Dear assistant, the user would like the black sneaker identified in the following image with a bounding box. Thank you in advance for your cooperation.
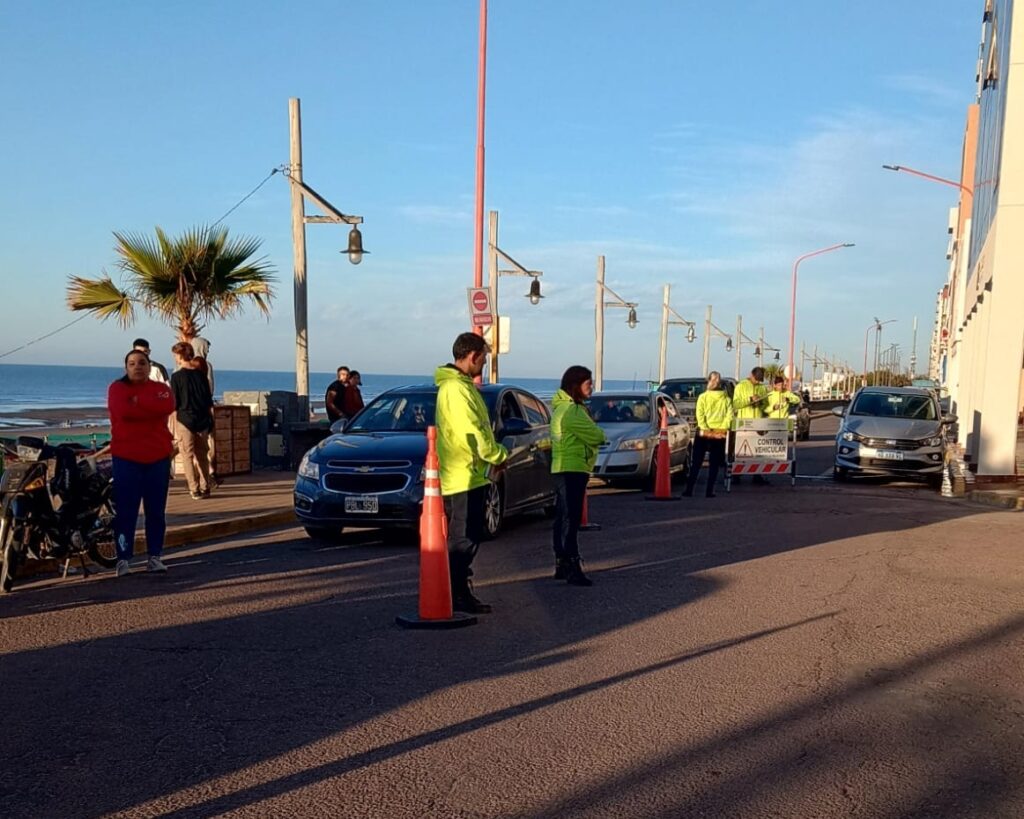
[565,559,593,587]
[453,584,492,614]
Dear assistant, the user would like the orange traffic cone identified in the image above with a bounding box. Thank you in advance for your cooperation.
[579,489,601,531]
[647,406,679,501]
[396,426,477,629]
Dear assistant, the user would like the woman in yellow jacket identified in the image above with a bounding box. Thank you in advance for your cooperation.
[683,371,734,498]
[550,365,606,586]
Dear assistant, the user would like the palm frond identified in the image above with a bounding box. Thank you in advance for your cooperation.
[65,275,136,327]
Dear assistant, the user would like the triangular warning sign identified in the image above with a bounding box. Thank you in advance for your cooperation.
[737,438,754,457]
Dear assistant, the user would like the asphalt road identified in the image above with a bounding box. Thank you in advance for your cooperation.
[2,414,1022,818]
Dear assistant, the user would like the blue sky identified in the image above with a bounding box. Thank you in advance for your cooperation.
[0,1,980,381]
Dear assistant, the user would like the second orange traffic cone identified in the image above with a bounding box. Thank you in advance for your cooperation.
[647,406,678,501]
[396,426,477,629]
[579,489,601,531]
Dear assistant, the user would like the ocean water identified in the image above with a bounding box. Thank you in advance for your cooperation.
[0,363,643,420]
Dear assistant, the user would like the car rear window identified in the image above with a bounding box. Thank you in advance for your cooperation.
[586,397,651,423]
[850,393,937,421]
[659,380,706,401]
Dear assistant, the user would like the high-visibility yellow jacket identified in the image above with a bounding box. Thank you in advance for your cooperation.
[551,390,606,473]
[733,379,769,419]
[766,389,801,419]
[696,389,734,432]
[434,365,508,496]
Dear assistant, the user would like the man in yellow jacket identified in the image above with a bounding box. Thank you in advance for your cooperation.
[733,366,769,419]
[435,332,508,614]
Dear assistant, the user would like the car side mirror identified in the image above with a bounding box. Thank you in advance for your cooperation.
[831,406,845,417]
[501,417,531,436]
[941,413,958,425]
[330,418,348,434]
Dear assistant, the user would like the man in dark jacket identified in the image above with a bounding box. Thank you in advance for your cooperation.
[170,342,214,500]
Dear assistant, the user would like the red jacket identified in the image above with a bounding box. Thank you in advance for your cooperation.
[107,378,176,464]
[342,385,364,418]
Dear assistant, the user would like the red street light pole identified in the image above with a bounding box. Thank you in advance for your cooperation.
[787,243,854,388]
[881,164,974,197]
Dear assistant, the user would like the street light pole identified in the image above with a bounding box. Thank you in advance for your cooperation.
[658,284,696,383]
[486,210,544,384]
[881,164,974,197]
[594,256,638,391]
[787,242,854,388]
[702,305,712,377]
[287,98,366,419]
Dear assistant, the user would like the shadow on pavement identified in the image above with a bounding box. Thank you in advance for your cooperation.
[0,481,1001,817]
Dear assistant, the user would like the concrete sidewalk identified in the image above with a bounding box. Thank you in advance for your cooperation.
[155,470,297,548]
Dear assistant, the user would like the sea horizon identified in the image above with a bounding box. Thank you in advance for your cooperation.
[0,362,646,425]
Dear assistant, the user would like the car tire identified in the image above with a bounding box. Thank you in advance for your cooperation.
[833,465,849,482]
[484,480,504,539]
[304,525,345,542]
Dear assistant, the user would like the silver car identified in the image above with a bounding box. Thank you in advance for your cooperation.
[832,387,955,487]
[587,391,692,486]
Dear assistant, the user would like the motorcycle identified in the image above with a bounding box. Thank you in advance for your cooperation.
[0,436,118,593]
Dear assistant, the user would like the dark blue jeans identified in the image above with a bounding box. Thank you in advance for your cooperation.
[112,456,171,560]
[553,472,588,561]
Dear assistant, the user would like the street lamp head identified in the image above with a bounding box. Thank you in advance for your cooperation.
[725,337,733,352]
[526,277,543,305]
[841,242,855,248]
[774,350,781,361]
[686,325,696,343]
[754,345,761,356]
[627,306,638,329]
[882,164,901,172]
[344,225,367,265]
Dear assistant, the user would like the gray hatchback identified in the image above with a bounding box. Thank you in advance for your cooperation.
[832,387,956,487]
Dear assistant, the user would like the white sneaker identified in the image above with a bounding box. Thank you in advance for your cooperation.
[147,556,168,573]
[115,560,132,577]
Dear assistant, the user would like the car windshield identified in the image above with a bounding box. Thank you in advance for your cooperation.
[659,380,705,401]
[345,392,436,432]
[586,396,651,423]
[850,392,937,421]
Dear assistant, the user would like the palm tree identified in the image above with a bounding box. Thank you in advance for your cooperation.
[763,363,786,382]
[66,225,276,341]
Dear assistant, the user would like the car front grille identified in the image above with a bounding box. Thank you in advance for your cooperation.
[323,473,409,494]
[862,438,926,450]
[325,459,412,469]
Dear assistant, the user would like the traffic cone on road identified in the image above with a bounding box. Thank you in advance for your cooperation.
[647,406,678,501]
[579,489,601,531]
[396,427,477,629]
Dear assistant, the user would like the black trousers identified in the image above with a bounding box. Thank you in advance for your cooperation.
[553,472,588,561]
[444,485,489,591]
[685,435,726,496]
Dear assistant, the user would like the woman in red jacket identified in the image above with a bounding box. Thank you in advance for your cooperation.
[108,349,176,577]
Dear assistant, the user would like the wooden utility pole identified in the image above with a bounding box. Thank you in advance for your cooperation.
[702,305,712,377]
[289,98,309,418]
[658,284,670,384]
[595,256,605,391]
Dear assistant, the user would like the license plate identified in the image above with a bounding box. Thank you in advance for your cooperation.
[344,495,379,513]
[875,450,904,461]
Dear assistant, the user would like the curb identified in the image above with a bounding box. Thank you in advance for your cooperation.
[15,508,297,581]
[967,490,1024,511]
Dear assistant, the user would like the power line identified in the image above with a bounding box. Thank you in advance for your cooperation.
[0,314,90,360]
[2,168,284,360]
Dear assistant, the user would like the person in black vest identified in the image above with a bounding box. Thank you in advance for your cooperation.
[325,366,350,423]
[170,342,214,500]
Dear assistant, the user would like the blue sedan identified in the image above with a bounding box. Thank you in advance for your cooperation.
[294,383,556,541]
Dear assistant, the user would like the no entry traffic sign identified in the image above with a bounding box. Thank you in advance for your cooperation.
[468,287,493,327]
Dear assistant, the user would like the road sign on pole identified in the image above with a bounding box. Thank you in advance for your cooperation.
[468,287,493,327]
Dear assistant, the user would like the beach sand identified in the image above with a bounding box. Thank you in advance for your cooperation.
[0,407,110,437]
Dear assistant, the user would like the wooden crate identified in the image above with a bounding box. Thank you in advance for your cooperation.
[173,405,252,477]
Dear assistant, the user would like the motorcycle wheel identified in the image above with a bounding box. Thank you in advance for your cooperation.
[86,499,118,569]
[0,511,18,593]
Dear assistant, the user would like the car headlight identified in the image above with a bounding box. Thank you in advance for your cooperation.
[617,438,648,451]
[840,430,865,443]
[922,436,943,447]
[297,452,320,480]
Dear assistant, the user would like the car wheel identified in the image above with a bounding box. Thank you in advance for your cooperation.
[484,480,504,539]
[304,525,345,542]
[833,465,849,482]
